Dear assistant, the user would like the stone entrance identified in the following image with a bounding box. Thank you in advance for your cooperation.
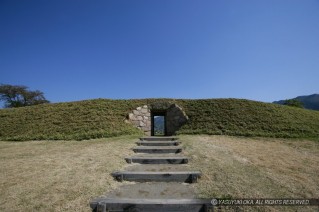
[127,102,188,136]
[151,111,166,136]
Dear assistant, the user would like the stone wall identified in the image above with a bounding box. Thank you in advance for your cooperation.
[127,105,151,135]
[166,104,188,136]
[127,103,188,136]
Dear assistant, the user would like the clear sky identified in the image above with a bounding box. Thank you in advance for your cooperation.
[1,0,318,104]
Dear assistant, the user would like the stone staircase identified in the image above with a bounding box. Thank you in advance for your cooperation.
[90,137,213,212]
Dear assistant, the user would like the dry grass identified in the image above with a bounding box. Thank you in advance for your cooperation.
[1,135,318,211]
[0,136,137,211]
[181,135,319,211]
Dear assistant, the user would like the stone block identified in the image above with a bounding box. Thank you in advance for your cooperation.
[142,126,150,131]
[139,121,146,127]
[131,116,137,121]
[141,108,148,113]
[132,120,140,125]
[129,114,138,121]
[129,103,188,136]
[128,113,134,119]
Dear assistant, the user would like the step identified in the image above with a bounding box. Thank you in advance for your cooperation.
[90,198,213,212]
[125,164,192,172]
[132,146,182,154]
[136,141,181,146]
[99,182,197,199]
[125,155,189,164]
[140,137,179,141]
[112,171,201,183]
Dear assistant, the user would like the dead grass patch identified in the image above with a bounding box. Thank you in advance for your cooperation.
[181,135,319,211]
[1,135,318,211]
[0,136,137,211]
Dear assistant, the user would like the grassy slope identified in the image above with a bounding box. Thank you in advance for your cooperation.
[177,99,319,138]
[0,98,319,141]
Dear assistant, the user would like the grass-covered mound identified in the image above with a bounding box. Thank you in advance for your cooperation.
[178,99,319,138]
[0,98,318,141]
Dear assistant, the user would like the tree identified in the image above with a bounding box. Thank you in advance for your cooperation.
[283,99,304,108]
[0,84,49,108]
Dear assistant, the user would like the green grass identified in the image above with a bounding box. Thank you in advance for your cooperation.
[0,98,319,141]
[177,99,319,139]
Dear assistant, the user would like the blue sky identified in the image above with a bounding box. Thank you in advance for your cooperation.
[1,0,318,104]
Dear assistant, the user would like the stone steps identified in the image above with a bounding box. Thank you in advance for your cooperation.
[90,182,212,211]
[97,182,196,199]
[125,155,189,164]
[112,164,201,183]
[136,140,181,146]
[132,146,182,154]
[112,171,201,183]
[90,198,212,212]
[125,164,192,172]
[140,137,179,141]
[90,136,209,211]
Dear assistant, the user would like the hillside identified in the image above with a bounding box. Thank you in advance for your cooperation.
[273,94,319,111]
[0,98,319,141]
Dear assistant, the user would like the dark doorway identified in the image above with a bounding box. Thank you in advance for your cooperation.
[151,112,166,136]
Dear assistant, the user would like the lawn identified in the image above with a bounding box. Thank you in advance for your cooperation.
[0,136,136,212]
[182,135,319,211]
[0,135,318,211]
